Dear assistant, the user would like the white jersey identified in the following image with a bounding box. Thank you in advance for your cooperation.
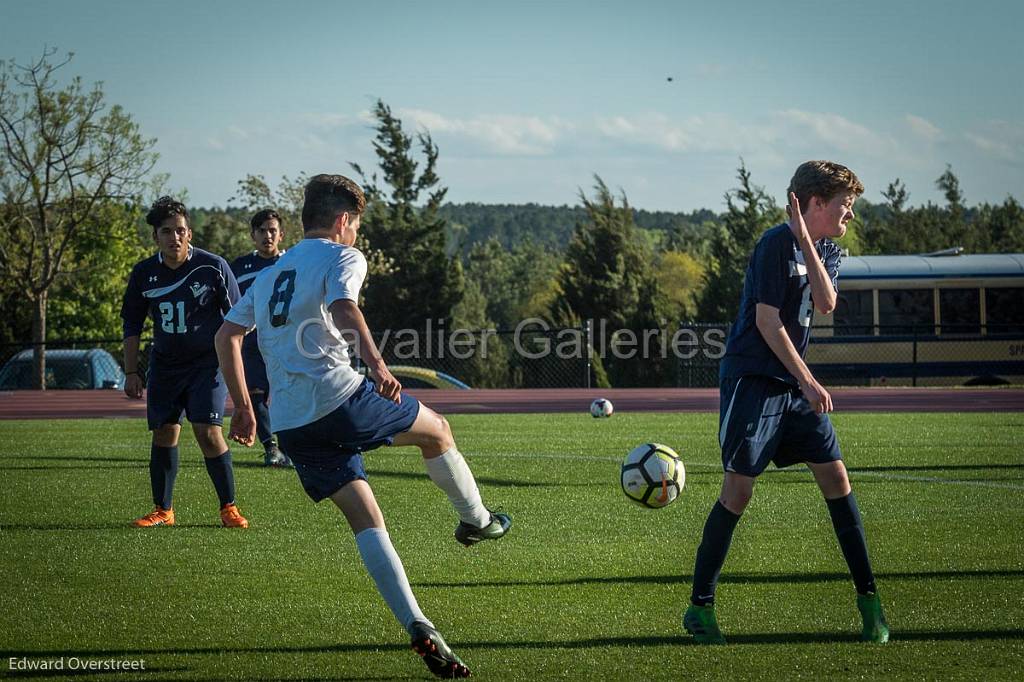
[225,238,367,431]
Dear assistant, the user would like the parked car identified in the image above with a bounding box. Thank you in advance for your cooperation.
[0,349,125,390]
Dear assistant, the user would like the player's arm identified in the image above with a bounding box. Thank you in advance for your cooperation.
[214,321,256,446]
[755,303,833,413]
[329,299,402,404]
[120,267,146,399]
[122,335,143,399]
[788,192,837,315]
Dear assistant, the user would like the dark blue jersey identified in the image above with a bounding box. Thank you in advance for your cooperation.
[121,245,240,368]
[720,224,842,385]
[230,251,282,358]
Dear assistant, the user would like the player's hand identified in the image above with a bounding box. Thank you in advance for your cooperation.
[124,373,144,399]
[228,405,257,447]
[788,192,810,240]
[370,363,402,404]
[799,377,833,414]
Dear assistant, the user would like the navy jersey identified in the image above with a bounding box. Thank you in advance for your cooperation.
[720,224,842,385]
[230,251,282,358]
[121,245,240,368]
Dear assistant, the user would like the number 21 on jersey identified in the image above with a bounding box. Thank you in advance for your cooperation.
[158,301,187,334]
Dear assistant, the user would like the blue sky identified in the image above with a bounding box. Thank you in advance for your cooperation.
[2,0,1022,211]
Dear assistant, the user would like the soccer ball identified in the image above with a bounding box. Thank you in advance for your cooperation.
[620,443,685,508]
[590,398,614,418]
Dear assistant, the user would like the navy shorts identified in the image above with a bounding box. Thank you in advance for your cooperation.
[276,379,421,502]
[146,363,228,430]
[718,374,841,477]
[241,347,269,394]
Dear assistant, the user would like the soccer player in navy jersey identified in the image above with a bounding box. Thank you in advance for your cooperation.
[230,209,291,468]
[215,174,509,678]
[683,161,889,644]
[121,196,248,529]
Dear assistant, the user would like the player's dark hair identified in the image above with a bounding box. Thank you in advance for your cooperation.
[788,161,864,212]
[250,209,282,232]
[301,174,366,232]
[145,196,190,229]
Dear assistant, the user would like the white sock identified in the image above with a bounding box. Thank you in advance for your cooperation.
[424,446,491,528]
[354,527,430,633]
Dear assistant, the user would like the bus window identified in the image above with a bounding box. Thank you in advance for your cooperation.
[939,288,981,334]
[833,290,874,336]
[985,287,1024,334]
[878,289,934,335]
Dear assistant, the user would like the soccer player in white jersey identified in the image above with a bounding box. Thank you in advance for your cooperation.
[215,173,509,679]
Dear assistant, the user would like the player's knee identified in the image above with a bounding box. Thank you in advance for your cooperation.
[417,411,454,454]
[152,425,179,447]
[720,477,754,514]
[721,488,752,514]
[437,414,454,443]
[194,427,226,453]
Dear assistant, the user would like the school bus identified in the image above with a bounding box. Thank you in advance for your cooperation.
[807,253,1024,386]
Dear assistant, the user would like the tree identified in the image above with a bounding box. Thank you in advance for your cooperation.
[349,100,463,331]
[656,250,705,321]
[232,172,394,277]
[557,176,666,386]
[696,161,784,322]
[45,201,149,339]
[0,49,157,388]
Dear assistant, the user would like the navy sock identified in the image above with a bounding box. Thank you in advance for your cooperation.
[203,450,236,507]
[149,444,179,509]
[252,395,273,447]
[826,493,877,595]
[690,501,742,606]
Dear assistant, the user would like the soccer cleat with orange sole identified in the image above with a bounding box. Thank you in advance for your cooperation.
[220,503,249,528]
[133,506,175,528]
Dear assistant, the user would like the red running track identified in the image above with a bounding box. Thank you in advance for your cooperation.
[0,387,1022,420]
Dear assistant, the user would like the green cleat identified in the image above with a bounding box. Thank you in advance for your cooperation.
[857,592,890,643]
[454,510,511,547]
[683,603,726,645]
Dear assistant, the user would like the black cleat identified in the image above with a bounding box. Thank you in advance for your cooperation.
[409,621,471,678]
[454,511,512,547]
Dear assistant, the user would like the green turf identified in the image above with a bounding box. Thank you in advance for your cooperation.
[1,412,1022,680]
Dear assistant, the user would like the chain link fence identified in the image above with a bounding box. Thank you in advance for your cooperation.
[4,323,1023,390]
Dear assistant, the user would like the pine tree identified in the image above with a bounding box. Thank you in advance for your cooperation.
[696,161,784,322]
[350,100,463,331]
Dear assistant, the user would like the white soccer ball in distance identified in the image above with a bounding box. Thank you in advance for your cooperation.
[590,398,614,418]
[620,443,685,509]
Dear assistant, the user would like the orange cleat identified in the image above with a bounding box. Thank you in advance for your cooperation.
[133,506,175,527]
[220,503,249,529]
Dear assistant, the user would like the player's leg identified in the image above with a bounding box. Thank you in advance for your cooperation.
[684,472,752,644]
[391,403,510,545]
[134,370,184,527]
[329,480,470,678]
[808,460,888,642]
[187,367,247,528]
[786,396,888,643]
[244,352,290,467]
[686,376,785,643]
[251,390,288,466]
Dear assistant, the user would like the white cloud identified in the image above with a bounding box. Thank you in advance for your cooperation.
[776,109,891,156]
[593,113,771,154]
[965,120,1024,163]
[396,108,570,156]
[905,114,942,142]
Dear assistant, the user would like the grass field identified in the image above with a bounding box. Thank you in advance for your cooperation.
[1,412,1023,681]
